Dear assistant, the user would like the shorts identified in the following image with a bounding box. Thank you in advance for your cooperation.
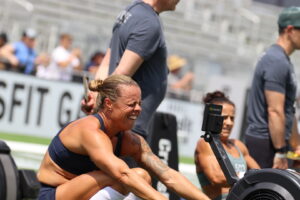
[245,135,275,168]
[37,183,56,200]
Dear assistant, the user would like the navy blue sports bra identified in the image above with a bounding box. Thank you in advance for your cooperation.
[48,114,123,175]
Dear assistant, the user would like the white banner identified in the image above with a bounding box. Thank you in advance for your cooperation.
[0,71,85,138]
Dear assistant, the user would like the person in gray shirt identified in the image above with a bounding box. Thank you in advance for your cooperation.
[82,0,181,139]
[245,7,300,169]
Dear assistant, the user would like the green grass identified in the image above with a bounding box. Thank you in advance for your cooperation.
[179,156,194,164]
[0,132,51,145]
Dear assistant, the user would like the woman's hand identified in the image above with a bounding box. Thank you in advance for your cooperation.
[81,91,97,115]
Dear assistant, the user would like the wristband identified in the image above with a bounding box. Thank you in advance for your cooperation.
[274,152,287,159]
[274,146,288,153]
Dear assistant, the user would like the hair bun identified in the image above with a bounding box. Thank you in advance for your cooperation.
[203,90,226,103]
[89,80,104,91]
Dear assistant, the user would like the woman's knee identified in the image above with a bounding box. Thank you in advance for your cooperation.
[132,168,151,185]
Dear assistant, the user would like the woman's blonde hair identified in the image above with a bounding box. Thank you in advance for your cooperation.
[89,74,139,111]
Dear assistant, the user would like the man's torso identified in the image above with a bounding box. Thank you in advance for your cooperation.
[246,44,297,140]
[108,0,168,136]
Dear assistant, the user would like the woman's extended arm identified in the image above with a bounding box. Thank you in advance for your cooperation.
[132,134,210,200]
[83,128,167,200]
[195,139,228,186]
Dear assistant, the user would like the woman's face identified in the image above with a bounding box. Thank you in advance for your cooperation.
[110,85,142,130]
[220,103,235,141]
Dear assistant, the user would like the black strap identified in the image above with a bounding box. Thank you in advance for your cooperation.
[114,132,124,157]
[93,113,107,133]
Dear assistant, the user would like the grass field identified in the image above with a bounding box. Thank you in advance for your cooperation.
[0,132,51,145]
[0,132,195,164]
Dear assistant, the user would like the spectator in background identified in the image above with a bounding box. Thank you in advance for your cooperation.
[0,32,8,70]
[167,55,195,91]
[82,0,182,139]
[0,32,8,48]
[85,51,105,76]
[195,91,260,200]
[245,7,300,169]
[0,28,37,74]
[47,33,81,81]
[35,52,51,79]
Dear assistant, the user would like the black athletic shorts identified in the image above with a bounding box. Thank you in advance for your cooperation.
[37,183,56,200]
[245,134,290,168]
[245,135,275,168]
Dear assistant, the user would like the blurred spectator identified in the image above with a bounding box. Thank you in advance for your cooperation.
[35,53,51,79]
[47,33,81,81]
[0,28,37,74]
[195,91,260,200]
[85,51,104,76]
[167,55,195,91]
[0,32,8,48]
[0,32,8,70]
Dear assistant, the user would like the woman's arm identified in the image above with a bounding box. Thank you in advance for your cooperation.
[82,128,167,200]
[0,44,19,66]
[195,139,228,186]
[235,140,260,169]
[131,134,210,200]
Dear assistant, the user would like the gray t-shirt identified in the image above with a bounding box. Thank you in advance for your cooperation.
[109,0,168,137]
[246,44,297,140]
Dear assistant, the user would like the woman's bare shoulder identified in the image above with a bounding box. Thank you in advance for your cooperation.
[71,115,101,130]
